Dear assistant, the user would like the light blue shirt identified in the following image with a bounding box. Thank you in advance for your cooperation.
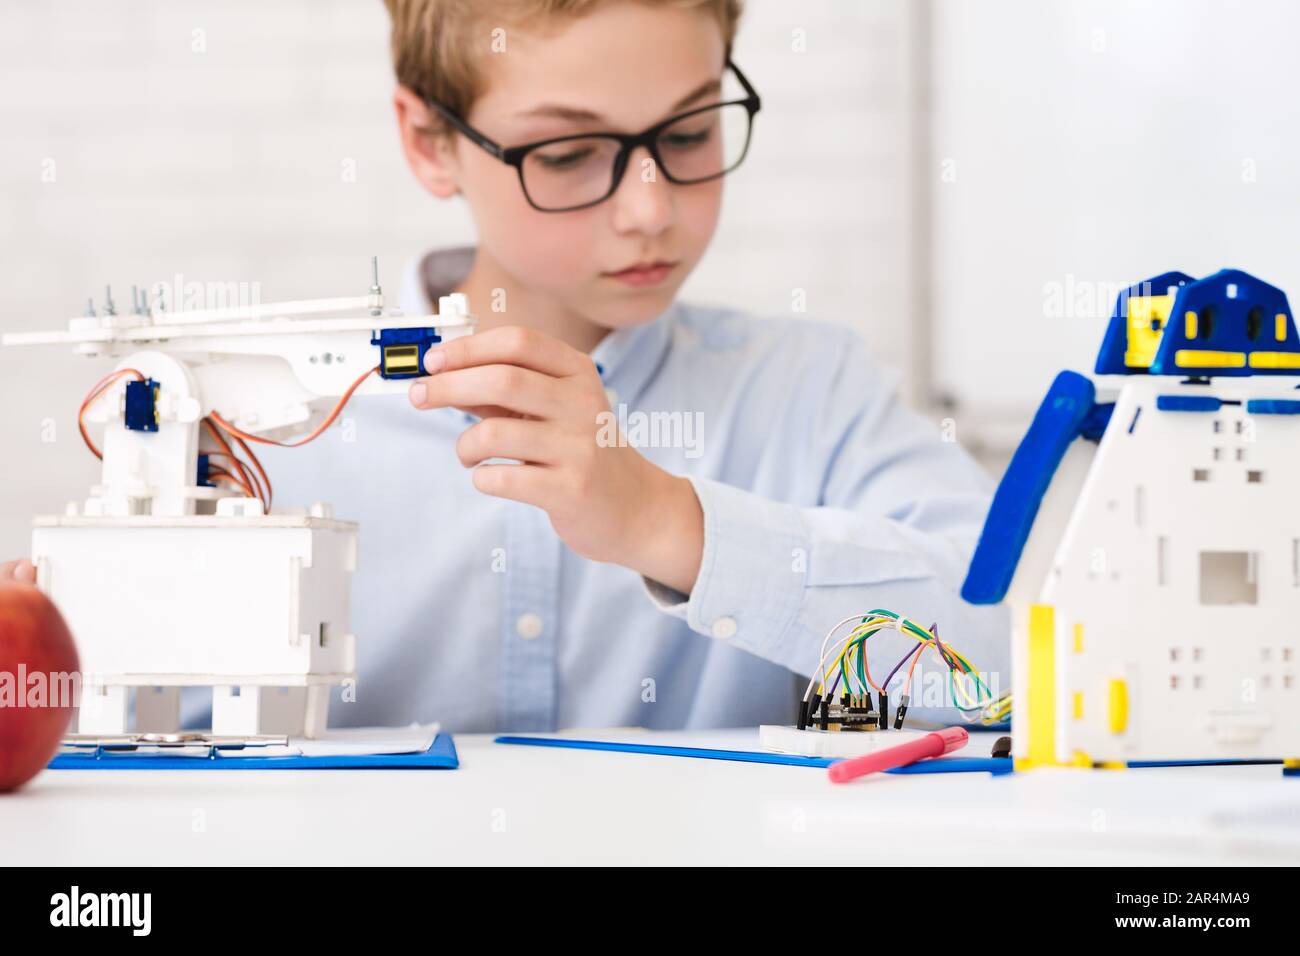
[183,248,1009,733]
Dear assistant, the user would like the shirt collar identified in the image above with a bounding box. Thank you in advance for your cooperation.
[588,307,675,408]
[402,246,676,408]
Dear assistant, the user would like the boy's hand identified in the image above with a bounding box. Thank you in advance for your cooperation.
[407,326,703,595]
[1,559,37,584]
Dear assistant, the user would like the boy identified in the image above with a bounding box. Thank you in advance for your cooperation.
[5,0,1008,732]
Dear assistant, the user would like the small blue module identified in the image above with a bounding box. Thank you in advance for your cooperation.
[123,378,160,432]
[371,327,441,379]
[1155,394,1222,413]
[1247,398,1300,415]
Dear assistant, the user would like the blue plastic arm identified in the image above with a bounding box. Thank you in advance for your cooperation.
[961,370,1101,605]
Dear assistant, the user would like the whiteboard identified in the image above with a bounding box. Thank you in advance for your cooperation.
[931,0,1300,417]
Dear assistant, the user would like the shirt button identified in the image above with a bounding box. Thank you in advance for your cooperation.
[710,616,738,640]
[515,613,544,640]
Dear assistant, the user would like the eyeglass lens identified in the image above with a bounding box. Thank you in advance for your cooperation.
[519,101,752,211]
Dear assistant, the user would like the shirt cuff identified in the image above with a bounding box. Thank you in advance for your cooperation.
[639,475,810,658]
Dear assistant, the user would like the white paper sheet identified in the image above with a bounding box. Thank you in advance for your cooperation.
[214,722,440,758]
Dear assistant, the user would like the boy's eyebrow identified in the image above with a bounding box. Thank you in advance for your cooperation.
[515,77,723,124]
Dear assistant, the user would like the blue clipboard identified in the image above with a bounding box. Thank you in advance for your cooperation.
[48,732,459,770]
[493,735,1013,775]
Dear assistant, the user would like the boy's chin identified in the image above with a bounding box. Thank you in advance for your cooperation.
[583,281,681,330]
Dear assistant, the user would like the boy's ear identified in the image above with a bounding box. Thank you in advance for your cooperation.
[393,85,460,199]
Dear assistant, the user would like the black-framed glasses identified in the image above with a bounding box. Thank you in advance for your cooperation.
[423,60,761,212]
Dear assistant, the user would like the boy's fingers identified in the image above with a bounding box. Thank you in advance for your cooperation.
[425,325,595,379]
[453,404,521,421]
[456,417,559,468]
[408,365,566,418]
[2,559,36,583]
[470,462,558,509]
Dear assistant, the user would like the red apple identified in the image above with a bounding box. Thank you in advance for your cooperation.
[0,580,80,792]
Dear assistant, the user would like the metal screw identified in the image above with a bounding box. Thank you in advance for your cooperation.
[369,255,382,316]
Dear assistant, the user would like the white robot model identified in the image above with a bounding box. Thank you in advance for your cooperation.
[963,268,1300,768]
[2,261,474,740]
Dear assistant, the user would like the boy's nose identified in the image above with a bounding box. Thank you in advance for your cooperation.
[608,145,674,236]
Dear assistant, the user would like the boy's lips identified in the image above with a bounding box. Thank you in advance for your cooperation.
[602,260,677,288]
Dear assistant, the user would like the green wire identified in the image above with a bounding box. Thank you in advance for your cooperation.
[839,610,999,711]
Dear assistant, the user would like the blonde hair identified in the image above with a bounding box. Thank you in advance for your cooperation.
[382,0,744,130]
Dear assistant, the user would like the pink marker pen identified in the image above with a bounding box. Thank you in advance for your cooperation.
[827,726,970,783]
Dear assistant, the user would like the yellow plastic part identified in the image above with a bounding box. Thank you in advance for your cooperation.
[382,344,420,375]
[1248,351,1300,369]
[1277,313,1289,343]
[1285,759,1300,769]
[1107,678,1128,734]
[1072,691,1083,720]
[1123,294,1174,369]
[1184,309,1198,339]
[1174,349,1246,368]
[1070,751,1124,770]
[1073,622,1084,654]
[1021,603,1058,769]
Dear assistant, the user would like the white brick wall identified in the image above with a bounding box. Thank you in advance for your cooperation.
[0,0,926,556]
[931,0,1300,460]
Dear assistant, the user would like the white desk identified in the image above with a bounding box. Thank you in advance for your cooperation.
[5,730,1300,865]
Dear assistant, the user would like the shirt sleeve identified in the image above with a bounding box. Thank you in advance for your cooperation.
[639,328,1010,715]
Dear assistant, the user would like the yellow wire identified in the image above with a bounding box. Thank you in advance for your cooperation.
[817,612,1002,715]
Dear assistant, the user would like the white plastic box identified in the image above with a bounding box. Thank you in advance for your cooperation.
[33,509,357,738]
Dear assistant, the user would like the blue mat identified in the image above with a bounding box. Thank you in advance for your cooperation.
[48,732,458,770]
[494,735,1013,775]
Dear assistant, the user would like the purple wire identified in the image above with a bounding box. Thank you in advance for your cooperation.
[830,621,954,704]
[931,631,963,672]
[881,622,950,697]
[881,642,924,694]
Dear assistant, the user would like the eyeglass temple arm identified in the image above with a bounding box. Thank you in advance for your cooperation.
[424,98,506,159]
[726,58,761,109]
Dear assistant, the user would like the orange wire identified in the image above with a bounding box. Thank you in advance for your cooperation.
[208,364,378,448]
[200,450,256,499]
[231,434,273,509]
[203,465,249,493]
[78,370,267,508]
[78,368,146,459]
[201,419,264,509]
[81,363,376,514]
[904,643,926,695]
[903,635,956,697]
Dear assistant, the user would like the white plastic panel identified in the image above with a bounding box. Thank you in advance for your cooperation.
[32,519,356,685]
[1037,376,1300,761]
